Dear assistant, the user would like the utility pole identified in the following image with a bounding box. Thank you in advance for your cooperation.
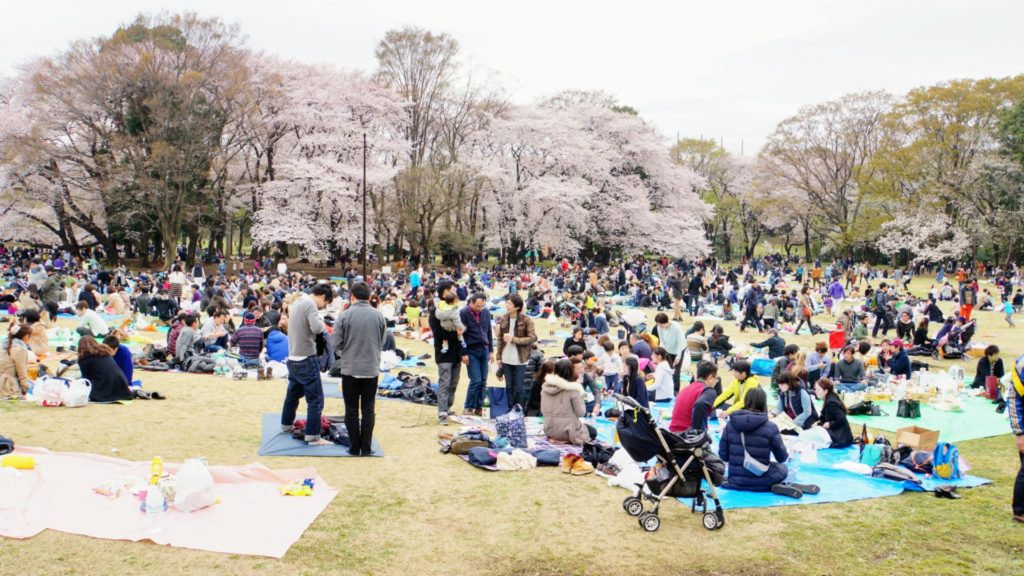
[362,132,368,279]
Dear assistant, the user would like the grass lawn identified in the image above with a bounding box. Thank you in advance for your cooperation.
[1,277,1022,575]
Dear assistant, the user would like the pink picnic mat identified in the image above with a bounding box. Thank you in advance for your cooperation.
[0,446,338,558]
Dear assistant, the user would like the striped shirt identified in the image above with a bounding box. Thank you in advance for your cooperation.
[231,325,264,359]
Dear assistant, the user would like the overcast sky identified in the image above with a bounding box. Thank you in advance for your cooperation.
[2,0,1021,153]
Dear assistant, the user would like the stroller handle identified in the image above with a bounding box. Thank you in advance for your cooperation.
[613,393,649,414]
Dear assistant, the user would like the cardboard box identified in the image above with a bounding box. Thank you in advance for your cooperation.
[896,426,940,451]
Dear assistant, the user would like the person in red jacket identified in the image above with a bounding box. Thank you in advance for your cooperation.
[669,361,719,433]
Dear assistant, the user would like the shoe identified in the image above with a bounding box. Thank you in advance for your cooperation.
[561,454,577,474]
[934,485,961,499]
[996,401,1006,414]
[439,414,449,426]
[771,484,803,499]
[788,482,820,495]
[570,457,594,476]
[1013,514,1024,523]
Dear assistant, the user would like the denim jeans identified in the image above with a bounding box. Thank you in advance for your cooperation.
[463,347,489,410]
[501,363,526,410]
[342,374,377,454]
[240,355,261,368]
[836,382,867,393]
[281,356,324,441]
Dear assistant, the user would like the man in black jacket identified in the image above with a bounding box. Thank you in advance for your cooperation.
[430,281,463,425]
[752,329,787,359]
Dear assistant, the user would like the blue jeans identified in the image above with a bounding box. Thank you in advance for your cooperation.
[240,355,261,368]
[463,347,489,410]
[502,363,526,409]
[836,382,867,393]
[281,356,324,441]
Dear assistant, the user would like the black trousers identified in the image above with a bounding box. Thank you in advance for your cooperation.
[342,375,378,454]
[740,308,762,332]
[872,312,892,338]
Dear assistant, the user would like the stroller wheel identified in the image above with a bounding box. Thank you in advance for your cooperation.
[623,496,644,517]
[702,511,722,531]
[639,512,661,532]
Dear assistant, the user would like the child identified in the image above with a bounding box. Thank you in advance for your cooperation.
[404,298,421,328]
[601,340,623,393]
[1004,298,1016,328]
[433,292,464,354]
[823,294,834,317]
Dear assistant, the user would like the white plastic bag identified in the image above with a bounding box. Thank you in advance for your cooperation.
[797,426,832,449]
[173,458,216,513]
[379,350,400,372]
[61,379,92,408]
[30,377,67,407]
[265,361,288,379]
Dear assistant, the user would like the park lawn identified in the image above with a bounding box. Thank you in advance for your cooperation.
[1,277,1022,576]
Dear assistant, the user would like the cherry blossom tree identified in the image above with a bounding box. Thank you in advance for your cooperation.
[248,61,407,260]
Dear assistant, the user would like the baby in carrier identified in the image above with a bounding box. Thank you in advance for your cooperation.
[434,291,466,354]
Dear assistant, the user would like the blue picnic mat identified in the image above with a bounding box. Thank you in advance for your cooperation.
[258,413,383,457]
[592,416,991,510]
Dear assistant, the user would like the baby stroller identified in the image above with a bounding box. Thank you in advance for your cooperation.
[614,394,725,532]
[933,320,976,360]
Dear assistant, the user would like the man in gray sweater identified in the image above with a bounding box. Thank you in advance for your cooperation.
[332,281,388,456]
[280,283,335,445]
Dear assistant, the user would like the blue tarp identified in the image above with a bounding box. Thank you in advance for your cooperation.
[257,413,384,457]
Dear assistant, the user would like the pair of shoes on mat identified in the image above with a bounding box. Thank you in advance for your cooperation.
[560,454,593,476]
[934,485,961,499]
[771,482,820,499]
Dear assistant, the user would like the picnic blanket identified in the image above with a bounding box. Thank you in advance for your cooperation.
[257,414,384,457]
[0,446,337,558]
[847,396,1011,443]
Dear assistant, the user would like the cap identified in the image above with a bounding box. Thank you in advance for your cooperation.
[891,338,904,348]
[243,312,256,323]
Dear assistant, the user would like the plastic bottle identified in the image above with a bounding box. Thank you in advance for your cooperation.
[145,456,165,533]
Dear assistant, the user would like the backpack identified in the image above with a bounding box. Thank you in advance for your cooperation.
[932,442,962,480]
[900,450,933,474]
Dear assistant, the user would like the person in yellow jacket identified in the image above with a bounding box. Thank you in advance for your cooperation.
[713,359,761,417]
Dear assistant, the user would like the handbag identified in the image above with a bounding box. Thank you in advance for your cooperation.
[495,405,528,448]
[740,432,769,477]
[847,400,874,416]
[896,399,921,419]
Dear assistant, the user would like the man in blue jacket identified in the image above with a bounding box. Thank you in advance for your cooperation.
[461,293,493,416]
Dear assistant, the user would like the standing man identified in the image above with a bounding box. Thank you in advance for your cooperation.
[430,281,462,425]
[739,278,763,333]
[280,283,334,446]
[959,278,977,321]
[332,281,388,456]
[872,282,892,338]
[655,313,685,394]
[496,293,537,411]
[460,293,493,416]
[687,271,704,317]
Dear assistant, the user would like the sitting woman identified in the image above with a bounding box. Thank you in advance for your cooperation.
[686,323,708,362]
[76,336,134,403]
[105,287,130,315]
[718,387,815,498]
[541,358,597,445]
[621,355,650,409]
[771,372,818,430]
[706,325,733,367]
[814,378,854,448]
[526,359,556,416]
[913,318,932,348]
[0,326,35,399]
[895,312,915,341]
[19,309,49,356]
[713,359,760,417]
[102,333,134,387]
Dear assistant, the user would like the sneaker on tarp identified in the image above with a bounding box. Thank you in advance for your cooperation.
[771,484,803,499]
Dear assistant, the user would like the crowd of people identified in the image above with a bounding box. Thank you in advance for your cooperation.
[0,244,1021,520]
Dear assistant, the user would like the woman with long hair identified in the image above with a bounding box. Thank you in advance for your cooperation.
[621,355,649,408]
[814,378,853,448]
[0,325,35,398]
[77,336,133,403]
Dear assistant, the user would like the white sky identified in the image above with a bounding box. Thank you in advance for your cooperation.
[2,0,1022,154]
